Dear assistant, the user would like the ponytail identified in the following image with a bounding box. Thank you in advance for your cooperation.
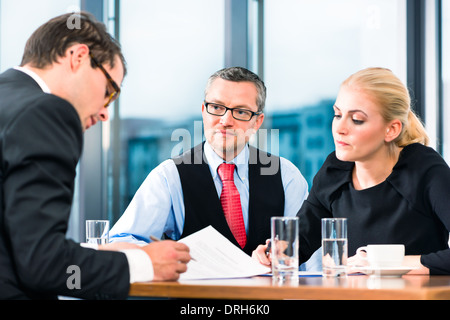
[397,110,429,147]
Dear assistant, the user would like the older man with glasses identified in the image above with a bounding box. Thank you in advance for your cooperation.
[110,67,314,263]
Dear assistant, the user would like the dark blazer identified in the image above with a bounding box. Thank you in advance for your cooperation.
[297,143,450,274]
[0,69,129,299]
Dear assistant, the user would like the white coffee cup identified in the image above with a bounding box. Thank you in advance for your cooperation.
[356,244,405,268]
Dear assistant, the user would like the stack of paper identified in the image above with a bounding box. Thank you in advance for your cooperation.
[178,226,271,280]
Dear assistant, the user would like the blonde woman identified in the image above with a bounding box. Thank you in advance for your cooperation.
[253,67,450,275]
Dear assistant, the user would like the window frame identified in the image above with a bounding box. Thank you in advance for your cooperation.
[76,0,447,235]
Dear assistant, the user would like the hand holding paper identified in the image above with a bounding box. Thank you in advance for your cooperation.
[178,226,271,280]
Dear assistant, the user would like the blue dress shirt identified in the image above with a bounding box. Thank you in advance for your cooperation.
[110,141,323,270]
[110,141,309,244]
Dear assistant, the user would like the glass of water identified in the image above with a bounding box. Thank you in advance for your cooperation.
[86,220,109,245]
[321,218,347,277]
[271,217,299,282]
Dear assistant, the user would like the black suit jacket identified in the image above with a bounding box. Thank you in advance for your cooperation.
[0,69,129,299]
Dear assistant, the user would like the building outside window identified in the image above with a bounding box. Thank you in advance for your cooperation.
[1,0,445,235]
[112,0,225,218]
[443,0,450,161]
[261,0,406,187]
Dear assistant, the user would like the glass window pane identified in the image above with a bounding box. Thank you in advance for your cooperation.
[115,0,224,216]
[443,0,450,161]
[0,1,81,71]
[0,1,81,240]
[264,0,406,187]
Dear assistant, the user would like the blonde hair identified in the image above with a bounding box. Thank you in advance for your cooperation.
[341,67,429,151]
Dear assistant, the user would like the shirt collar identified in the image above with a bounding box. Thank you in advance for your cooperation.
[14,66,51,93]
[204,141,249,181]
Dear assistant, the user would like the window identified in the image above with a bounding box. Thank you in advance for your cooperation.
[109,0,225,221]
[443,0,450,161]
[0,0,81,239]
[0,0,80,71]
[263,0,407,187]
[3,1,445,239]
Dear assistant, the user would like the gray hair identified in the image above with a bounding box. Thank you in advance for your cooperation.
[204,67,266,112]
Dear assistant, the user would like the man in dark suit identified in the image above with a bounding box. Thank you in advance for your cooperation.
[0,12,190,300]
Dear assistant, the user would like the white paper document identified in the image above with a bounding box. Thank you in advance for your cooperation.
[178,226,271,280]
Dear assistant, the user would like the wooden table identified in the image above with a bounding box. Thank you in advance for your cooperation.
[129,275,450,300]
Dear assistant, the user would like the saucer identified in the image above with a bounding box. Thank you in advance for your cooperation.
[357,266,419,277]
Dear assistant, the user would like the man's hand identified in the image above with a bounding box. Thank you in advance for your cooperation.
[140,240,191,281]
[98,240,191,281]
[251,239,272,266]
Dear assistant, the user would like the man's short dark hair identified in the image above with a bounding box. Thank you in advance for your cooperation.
[21,11,126,75]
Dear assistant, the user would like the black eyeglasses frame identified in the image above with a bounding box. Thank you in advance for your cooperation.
[204,101,262,121]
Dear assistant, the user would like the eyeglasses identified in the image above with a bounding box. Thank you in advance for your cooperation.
[204,101,262,121]
[89,53,121,108]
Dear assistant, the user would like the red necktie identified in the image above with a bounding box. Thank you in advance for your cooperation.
[218,163,247,248]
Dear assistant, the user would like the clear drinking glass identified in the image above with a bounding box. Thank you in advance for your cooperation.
[271,217,299,282]
[321,218,347,277]
[86,220,109,245]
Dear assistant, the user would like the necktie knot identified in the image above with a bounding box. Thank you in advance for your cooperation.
[218,163,235,182]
